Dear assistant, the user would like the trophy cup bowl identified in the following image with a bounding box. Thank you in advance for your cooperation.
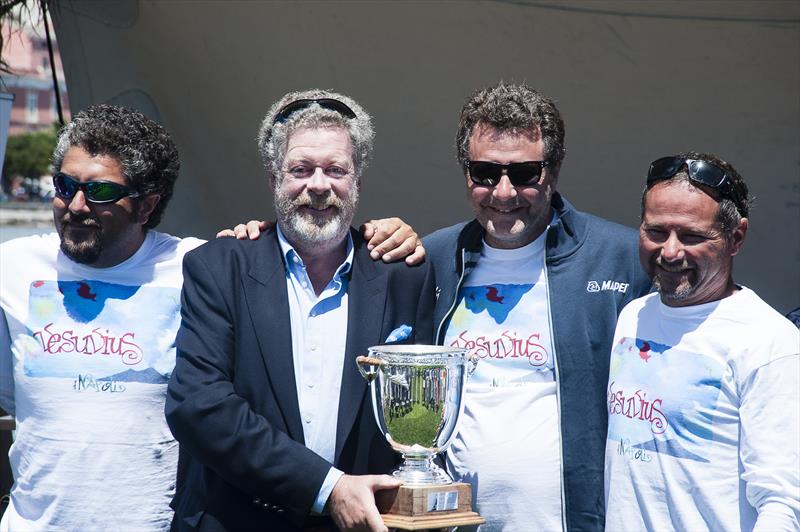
[357,345,484,529]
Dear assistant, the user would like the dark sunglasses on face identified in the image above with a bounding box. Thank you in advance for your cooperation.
[467,160,551,187]
[646,156,743,211]
[53,172,141,204]
[273,98,357,124]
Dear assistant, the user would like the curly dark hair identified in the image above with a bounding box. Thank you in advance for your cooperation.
[52,104,179,229]
[456,82,566,176]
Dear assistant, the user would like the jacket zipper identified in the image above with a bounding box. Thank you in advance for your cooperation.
[543,246,568,532]
[435,248,468,344]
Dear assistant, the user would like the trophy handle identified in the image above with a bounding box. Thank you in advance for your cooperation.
[356,355,383,383]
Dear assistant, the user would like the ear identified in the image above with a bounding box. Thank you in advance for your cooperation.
[136,194,161,226]
[728,217,748,256]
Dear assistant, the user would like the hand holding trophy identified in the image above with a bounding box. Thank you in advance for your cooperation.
[357,345,484,530]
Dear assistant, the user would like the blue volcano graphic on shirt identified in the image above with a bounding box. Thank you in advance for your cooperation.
[633,437,710,462]
[58,280,141,322]
[24,279,180,380]
[462,284,533,324]
[608,336,726,464]
[100,367,169,384]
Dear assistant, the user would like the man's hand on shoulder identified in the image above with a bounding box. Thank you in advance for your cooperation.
[216,220,272,240]
[216,217,426,266]
[361,217,425,265]
[327,474,400,532]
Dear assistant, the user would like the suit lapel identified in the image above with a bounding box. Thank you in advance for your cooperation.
[335,233,387,462]
[243,231,304,443]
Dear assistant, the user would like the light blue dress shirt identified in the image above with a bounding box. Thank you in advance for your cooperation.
[277,225,354,514]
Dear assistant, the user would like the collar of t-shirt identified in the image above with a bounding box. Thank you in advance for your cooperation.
[58,230,158,275]
[474,211,558,279]
[655,285,745,323]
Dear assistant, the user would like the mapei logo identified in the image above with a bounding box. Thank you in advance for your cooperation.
[587,280,629,294]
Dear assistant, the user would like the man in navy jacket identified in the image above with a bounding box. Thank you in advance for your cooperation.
[166,90,434,532]
[421,83,650,531]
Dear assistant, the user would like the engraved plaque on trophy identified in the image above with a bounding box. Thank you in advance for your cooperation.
[357,345,484,530]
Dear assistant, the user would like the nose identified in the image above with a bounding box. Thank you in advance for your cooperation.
[660,231,684,262]
[492,174,517,201]
[67,190,91,214]
[306,167,332,195]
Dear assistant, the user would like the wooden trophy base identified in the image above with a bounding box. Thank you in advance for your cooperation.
[375,483,484,530]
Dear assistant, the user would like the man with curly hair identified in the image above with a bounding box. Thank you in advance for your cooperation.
[0,105,204,530]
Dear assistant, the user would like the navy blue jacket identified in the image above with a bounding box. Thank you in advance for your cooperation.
[166,228,435,531]
[424,193,651,531]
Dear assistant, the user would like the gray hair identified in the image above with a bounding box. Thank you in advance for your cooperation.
[256,89,374,179]
[456,82,566,176]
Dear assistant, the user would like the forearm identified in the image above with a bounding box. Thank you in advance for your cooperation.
[754,502,799,532]
[740,354,800,528]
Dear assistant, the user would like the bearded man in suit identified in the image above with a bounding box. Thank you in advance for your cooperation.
[166,89,434,532]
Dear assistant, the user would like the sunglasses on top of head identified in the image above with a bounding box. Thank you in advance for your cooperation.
[53,172,141,204]
[272,98,357,124]
[646,156,743,211]
[466,160,551,187]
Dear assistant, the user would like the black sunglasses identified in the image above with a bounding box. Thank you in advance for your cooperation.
[273,98,357,124]
[53,172,141,204]
[646,156,743,210]
[467,160,550,187]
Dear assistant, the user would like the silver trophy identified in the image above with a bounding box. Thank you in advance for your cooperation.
[356,345,477,485]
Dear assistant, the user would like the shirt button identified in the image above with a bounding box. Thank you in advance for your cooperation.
[307,382,314,388]
[293,256,300,264]
[310,345,317,352]
[305,415,312,423]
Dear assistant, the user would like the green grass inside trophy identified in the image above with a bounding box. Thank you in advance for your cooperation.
[357,345,485,530]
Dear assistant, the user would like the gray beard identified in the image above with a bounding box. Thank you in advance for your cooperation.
[653,275,695,303]
[274,186,359,250]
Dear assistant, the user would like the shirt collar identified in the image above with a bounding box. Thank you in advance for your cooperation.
[276,223,354,281]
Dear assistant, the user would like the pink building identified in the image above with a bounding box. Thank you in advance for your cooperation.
[2,19,69,134]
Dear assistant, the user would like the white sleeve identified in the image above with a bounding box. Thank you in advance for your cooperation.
[739,354,800,531]
[0,307,15,415]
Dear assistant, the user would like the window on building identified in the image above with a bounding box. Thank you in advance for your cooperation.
[26,91,39,123]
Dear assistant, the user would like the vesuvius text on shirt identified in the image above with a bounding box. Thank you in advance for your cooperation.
[32,322,144,365]
[607,381,667,434]
[450,330,549,366]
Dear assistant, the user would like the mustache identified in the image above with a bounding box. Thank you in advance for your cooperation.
[484,199,525,210]
[61,213,101,228]
[654,258,689,272]
[293,192,345,211]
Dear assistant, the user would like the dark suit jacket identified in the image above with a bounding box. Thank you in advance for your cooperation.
[165,228,435,531]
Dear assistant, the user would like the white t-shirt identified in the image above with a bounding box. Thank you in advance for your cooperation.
[0,231,204,531]
[605,288,800,532]
[444,234,563,531]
